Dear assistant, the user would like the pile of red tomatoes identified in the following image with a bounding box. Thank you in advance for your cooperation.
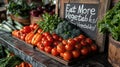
[12,23,98,61]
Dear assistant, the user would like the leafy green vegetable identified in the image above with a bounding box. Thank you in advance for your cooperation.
[55,21,81,39]
[0,45,23,67]
[0,45,7,58]
[0,56,22,67]
[98,1,120,41]
[7,0,31,18]
[37,13,62,33]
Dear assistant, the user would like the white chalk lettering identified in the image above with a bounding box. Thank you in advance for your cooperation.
[65,4,98,31]
[89,15,97,23]
[77,23,96,31]
[66,4,76,13]
[77,4,96,15]
[91,8,96,15]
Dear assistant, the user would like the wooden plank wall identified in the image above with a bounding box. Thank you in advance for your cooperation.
[96,0,111,52]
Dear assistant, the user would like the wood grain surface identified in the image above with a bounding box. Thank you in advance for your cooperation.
[108,35,120,67]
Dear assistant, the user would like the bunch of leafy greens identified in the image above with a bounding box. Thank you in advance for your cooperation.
[55,21,81,39]
[98,1,120,41]
[0,45,23,67]
[7,0,31,18]
[37,13,62,33]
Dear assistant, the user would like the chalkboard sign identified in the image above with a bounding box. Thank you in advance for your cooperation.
[64,3,99,40]
[59,0,111,52]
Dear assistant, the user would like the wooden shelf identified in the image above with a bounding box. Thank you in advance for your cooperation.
[0,31,112,67]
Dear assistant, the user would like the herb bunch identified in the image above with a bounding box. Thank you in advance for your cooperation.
[98,1,120,41]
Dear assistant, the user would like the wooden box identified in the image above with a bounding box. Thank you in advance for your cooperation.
[10,14,30,25]
[30,15,43,24]
[108,35,120,67]
[36,48,91,66]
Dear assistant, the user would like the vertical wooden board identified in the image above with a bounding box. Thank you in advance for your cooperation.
[55,0,59,14]
[59,0,111,52]
[96,0,111,52]
[60,0,69,18]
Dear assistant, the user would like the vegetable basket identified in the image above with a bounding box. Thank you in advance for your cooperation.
[10,14,30,25]
[108,35,120,67]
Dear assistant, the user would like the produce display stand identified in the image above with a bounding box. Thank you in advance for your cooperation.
[0,0,116,67]
[0,31,112,67]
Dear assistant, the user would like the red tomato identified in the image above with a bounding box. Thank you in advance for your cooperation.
[65,44,74,51]
[57,43,66,53]
[16,31,21,38]
[39,44,44,51]
[72,50,80,58]
[46,36,53,43]
[37,42,44,51]
[44,46,52,53]
[43,32,50,37]
[63,51,73,61]
[29,23,37,29]
[74,37,81,43]
[43,40,52,46]
[51,48,59,56]
[90,44,97,52]
[42,37,47,41]
[52,34,59,40]
[67,39,76,46]
[78,34,86,40]
[58,37,63,42]
[81,47,89,56]
[62,40,68,45]
[20,34,26,41]
[37,42,41,47]
[29,24,34,28]
[20,29,25,34]
[81,40,87,46]
[60,53,64,58]
[41,36,46,42]
[75,44,82,50]
[23,26,31,33]
[85,38,93,44]
[37,29,43,33]
[53,41,60,46]
[33,24,39,30]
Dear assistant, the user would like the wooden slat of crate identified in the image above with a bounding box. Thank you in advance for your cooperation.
[36,48,85,65]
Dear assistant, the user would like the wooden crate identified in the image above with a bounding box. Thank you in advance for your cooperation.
[30,15,43,24]
[10,14,30,25]
[36,48,88,65]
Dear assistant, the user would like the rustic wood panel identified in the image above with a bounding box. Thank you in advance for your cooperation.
[96,0,111,52]
[60,0,111,52]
